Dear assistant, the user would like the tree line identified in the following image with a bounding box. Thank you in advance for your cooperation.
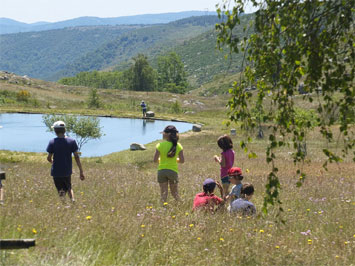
[58,52,188,94]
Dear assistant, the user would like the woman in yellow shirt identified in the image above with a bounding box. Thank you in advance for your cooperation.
[154,125,184,202]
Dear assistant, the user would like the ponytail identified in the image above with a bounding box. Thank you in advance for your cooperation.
[167,132,179,157]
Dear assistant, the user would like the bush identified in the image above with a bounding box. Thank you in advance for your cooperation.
[16,89,31,102]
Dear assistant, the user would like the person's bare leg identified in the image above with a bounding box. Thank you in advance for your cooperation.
[222,183,230,196]
[0,187,4,205]
[169,183,180,201]
[159,182,169,203]
[68,189,75,202]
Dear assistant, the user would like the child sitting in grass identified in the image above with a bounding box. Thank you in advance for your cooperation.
[225,167,243,206]
[193,178,224,212]
[229,183,256,216]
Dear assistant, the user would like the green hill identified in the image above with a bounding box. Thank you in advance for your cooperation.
[0,25,144,80]
[52,16,221,81]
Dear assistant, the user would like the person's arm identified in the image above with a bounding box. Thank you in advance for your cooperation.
[178,150,184,164]
[216,181,225,203]
[47,153,53,163]
[153,149,160,163]
[74,152,85,180]
[214,154,226,167]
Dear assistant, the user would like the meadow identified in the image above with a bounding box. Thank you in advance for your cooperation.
[0,74,354,265]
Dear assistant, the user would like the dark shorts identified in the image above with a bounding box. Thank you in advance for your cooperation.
[142,109,147,114]
[53,176,72,192]
[157,169,178,184]
[221,176,230,184]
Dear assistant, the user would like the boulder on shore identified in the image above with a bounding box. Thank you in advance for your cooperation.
[130,143,146,151]
[146,111,155,118]
[192,124,202,132]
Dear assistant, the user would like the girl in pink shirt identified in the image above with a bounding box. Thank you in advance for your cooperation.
[214,134,235,194]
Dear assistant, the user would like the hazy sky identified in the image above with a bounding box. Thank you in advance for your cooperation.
[0,0,253,23]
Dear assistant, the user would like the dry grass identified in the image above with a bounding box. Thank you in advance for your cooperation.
[0,74,354,265]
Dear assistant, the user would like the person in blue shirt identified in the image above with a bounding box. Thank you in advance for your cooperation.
[140,101,147,118]
[229,183,256,216]
[225,167,243,206]
[46,121,85,202]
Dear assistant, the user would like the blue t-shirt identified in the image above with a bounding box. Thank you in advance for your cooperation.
[229,183,242,202]
[46,137,78,177]
[230,198,256,215]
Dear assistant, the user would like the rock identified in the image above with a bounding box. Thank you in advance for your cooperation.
[130,143,146,151]
[230,129,236,136]
[146,111,155,118]
[192,124,202,132]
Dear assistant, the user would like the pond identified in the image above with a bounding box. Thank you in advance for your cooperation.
[0,113,193,157]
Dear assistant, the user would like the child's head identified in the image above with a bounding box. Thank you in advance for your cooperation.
[241,183,254,199]
[217,135,233,151]
[162,125,179,157]
[52,121,66,135]
[203,178,216,194]
[228,167,243,184]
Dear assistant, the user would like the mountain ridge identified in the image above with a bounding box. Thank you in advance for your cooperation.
[0,11,217,35]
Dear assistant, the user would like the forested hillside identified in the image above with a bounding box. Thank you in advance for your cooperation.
[53,16,220,81]
[0,25,145,80]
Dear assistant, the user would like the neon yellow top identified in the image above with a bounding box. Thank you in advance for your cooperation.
[156,141,183,173]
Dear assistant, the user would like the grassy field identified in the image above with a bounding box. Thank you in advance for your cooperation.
[0,73,354,265]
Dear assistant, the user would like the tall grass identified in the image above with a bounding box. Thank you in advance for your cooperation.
[0,129,354,265]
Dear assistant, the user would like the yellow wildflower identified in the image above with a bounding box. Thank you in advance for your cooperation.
[141,234,144,237]
[189,224,194,228]
[275,246,280,249]
[141,224,146,228]
[288,209,291,211]
[171,215,176,219]
[259,229,264,233]
[335,255,340,259]
[308,239,312,244]
[86,216,92,220]
[197,237,201,240]
[80,192,84,195]
[229,228,234,232]
[246,169,250,173]
[185,212,189,216]
[32,228,37,234]
[163,202,168,206]
[306,209,310,212]
[339,225,343,229]
[344,241,349,245]
[220,238,225,242]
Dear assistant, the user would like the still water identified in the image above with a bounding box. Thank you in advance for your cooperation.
[0,113,192,157]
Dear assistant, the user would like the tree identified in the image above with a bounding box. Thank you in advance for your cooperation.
[216,0,354,212]
[128,54,157,91]
[157,52,188,91]
[42,114,103,151]
[88,88,101,108]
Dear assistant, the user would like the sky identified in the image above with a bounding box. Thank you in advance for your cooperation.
[0,0,256,24]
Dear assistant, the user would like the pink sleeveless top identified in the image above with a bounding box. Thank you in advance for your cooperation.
[220,149,235,178]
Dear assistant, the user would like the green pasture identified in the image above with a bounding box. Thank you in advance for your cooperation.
[0,76,354,265]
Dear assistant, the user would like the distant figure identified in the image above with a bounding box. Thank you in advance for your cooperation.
[229,183,256,216]
[214,135,235,194]
[46,121,85,202]
[140,101,147,118]
[0,179,4,205]
[154,125,184,202]
[225,167,243,206]
[193,178,224,212]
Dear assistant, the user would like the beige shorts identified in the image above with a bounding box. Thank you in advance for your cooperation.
[157,169,178,184]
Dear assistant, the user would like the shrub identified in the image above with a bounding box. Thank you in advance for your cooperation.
[16,89,31,102]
